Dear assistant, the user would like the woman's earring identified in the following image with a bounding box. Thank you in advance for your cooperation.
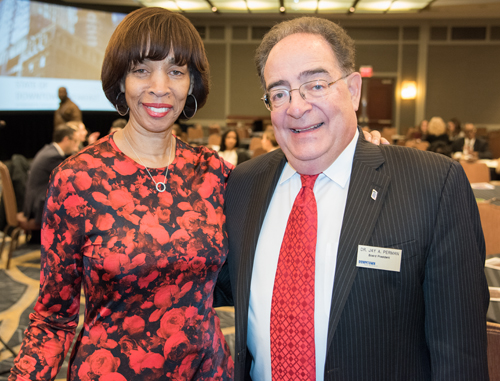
[182,94,198,119]
[115,92,129,116]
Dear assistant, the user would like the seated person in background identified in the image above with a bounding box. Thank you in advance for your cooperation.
[427,140,452,157]
[19,124,80,243]
[406,119,428,140]
[452,123,492,160]
[109,118,127,134]
[261,128,279,152]
[67,120,101,147]
[218,128,250,166]
[425,116,450,145]
[447,117,463,141]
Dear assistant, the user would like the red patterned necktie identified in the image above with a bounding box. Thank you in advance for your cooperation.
[270,173,319,381]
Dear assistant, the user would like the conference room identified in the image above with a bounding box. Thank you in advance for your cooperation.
[1,0,500,379]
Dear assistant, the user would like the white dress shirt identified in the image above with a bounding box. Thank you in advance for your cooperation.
[247,130,359,381]
[219,150,238,166]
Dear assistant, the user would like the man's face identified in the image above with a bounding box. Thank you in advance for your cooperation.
[465,124,476,139]
[62,133,79,154]
[263,33,361,175]
[58,87,68,102]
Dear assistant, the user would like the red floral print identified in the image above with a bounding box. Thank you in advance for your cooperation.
[10,135,234,380]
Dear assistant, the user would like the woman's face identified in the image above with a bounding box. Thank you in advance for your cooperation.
[225,131,237,150]
[123,52,191,134]
[420,120,428,132]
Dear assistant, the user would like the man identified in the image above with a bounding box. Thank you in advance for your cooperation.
[452,122,492,160]
[20,124,79,241]
[216,17,489,380]
[54,87,82,128]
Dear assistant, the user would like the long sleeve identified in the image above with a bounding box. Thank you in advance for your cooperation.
[423,160,489,380]
[10,166,85,381]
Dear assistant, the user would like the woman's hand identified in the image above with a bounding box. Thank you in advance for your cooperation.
[363,129,390,145]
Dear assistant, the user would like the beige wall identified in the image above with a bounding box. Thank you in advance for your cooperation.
[426,45,500,124]
[188,20,500,133]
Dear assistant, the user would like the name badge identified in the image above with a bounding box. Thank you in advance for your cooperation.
[356,245,402,272]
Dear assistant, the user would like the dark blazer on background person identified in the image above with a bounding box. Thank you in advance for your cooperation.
[216,133,489,380]
[23,144,65,225]
[451,137,493,159]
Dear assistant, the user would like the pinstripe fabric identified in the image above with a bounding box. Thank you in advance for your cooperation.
[221,131,489,381]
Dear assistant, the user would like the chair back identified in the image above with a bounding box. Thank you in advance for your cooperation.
[252,147,267,158]
[488,130,500,159]
[460,161,491,183]
[488,321,500,380]
[207,134,221,148]
[249,137,262,151]
[0,161,19,227]
[381,127,396,145]
[477,202,500,256]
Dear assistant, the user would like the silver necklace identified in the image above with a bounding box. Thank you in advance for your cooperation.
[123,134,173,193]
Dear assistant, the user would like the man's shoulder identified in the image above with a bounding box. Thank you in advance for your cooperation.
[377,143,456,174]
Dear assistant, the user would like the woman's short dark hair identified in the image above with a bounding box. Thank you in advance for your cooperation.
[101,7,209,119]
[220,129,240,151]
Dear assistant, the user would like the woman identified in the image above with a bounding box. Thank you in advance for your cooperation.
[447,117,463,141]
[425,116,450,145]
[10,8,233,381]
[218,129,250,166]
[261,128,279,152]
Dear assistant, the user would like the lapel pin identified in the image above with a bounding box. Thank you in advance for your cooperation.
[371,189,378,200]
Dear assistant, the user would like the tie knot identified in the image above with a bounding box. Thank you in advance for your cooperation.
[300,174,319,190]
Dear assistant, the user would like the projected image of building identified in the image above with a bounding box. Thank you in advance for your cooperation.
[0,0,120,79]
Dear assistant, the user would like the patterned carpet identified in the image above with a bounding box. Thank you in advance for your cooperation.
[0,234,235,380]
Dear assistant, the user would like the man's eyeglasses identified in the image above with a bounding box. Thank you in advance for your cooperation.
[261,74,351,111]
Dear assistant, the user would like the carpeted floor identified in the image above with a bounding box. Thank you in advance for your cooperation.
[0,234,235,380]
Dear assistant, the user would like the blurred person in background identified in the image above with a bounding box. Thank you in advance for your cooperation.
[447,117,463,141]
[19,124,80,243]
[425,117,449,145]
[54,87,82,128]
[261,128,279,152]
[452,123,492,160]
[218,129,250,166]
[109,117,128,134]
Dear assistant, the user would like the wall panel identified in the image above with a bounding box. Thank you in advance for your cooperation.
[426,45,500,124]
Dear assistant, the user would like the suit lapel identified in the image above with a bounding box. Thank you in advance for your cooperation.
[236,150,287,350]
[326,137,391,348]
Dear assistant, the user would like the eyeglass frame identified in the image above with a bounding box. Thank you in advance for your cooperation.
[261,73,352,111]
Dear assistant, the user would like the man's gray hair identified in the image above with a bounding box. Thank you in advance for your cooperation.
[255,17,356,90]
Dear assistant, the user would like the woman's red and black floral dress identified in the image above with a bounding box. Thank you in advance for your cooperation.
[10,135,234,381]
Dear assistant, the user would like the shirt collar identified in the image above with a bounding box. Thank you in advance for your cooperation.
[280,128,359,188]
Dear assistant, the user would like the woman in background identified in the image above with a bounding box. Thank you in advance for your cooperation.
[426,116,450,145]
[447,117,463,141]
[10,7,233,381]
[218,129,250,166]
[261,128,279,153]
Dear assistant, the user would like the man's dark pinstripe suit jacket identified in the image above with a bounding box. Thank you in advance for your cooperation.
[215,132,490,381]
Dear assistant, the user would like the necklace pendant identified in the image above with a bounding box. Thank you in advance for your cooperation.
[156,182,167,192]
